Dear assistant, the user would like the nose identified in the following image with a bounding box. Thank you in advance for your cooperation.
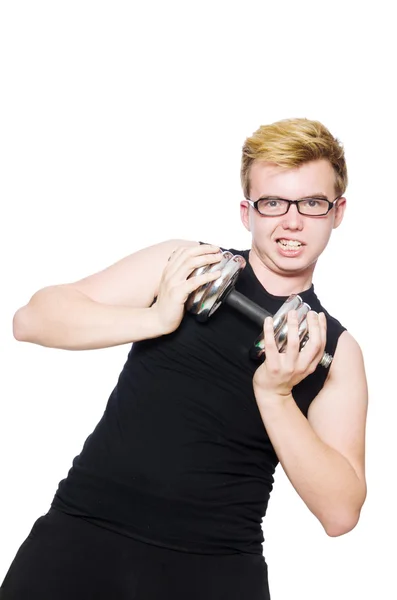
[281,203,304,231]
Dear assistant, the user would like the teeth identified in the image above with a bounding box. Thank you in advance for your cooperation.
[278,239,302,248]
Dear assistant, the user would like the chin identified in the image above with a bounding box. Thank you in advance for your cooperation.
[254,246,318,276]
[271,255,316,276]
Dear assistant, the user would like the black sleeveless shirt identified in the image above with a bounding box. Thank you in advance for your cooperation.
[51,249,346,555]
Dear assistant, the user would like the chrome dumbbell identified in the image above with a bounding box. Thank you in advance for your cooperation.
[251,293,333,368]
[186,250,333,368]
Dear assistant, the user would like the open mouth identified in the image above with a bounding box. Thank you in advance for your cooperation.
[276,238,303,249]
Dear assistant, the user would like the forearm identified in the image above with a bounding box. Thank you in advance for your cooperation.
[13,285,163,350]
[257,394,366,536]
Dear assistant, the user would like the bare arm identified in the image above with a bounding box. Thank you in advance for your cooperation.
[12,240,222,350]
[253,313,368,536]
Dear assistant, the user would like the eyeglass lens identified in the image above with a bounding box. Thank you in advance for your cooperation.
[257,198,330,216]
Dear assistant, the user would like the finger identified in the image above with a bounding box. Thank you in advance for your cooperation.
[183,268,222,297]
[166,245,222,279]
[299,311,323,365]
[184,252,224,279]
[317,312,328,357]
[284,310,300,359]
[262,316,279,361]
[167,244,221,265]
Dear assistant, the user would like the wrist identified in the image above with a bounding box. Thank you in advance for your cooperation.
[148,304,169,337]
[254,389,294,411]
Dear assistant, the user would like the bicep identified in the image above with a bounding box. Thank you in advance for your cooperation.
[308,331,368,480]
[65,239,198,308]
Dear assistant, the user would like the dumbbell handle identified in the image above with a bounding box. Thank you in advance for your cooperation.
[223,288,333,368]
[224,289,272,326]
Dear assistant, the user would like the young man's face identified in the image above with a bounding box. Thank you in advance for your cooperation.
[240,159,346,276]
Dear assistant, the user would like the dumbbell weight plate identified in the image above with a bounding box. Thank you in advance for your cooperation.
[185,251,234,315]
[277,300,311,352]
[252,294,310,356]
[272,294,303,337]
[251,295,333,367]
[186,251,246,321]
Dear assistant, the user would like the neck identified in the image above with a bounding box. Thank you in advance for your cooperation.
[248,247,315,297]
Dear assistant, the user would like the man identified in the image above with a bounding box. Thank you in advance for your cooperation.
[1,118,368,600]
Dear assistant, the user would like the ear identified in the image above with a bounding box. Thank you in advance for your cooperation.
[240,200,251,231]
[333,197,347,229]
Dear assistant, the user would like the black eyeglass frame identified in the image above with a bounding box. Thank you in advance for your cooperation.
[245,195,342,217]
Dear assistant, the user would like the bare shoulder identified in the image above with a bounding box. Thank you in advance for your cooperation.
[66,238,199,308]
[327,330,367,382]
[311,329,368,407]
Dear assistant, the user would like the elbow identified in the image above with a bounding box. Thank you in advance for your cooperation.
[13,293,47,342]
[324,519,358,538]
[322,508,361,538]
[13,307,30,341]
[12,287,54,342]
[321,482,367,538]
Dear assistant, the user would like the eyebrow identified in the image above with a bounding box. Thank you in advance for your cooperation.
[258,193,329,200]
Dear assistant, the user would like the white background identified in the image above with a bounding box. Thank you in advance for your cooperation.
[0,1,396,598]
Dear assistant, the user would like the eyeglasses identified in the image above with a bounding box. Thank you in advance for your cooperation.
[245,195,342,217]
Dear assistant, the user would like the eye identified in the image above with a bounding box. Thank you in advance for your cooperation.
[261,198,282,208]
[303,198,320,207]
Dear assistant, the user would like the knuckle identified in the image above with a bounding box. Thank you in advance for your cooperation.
[266,361,279,375]
[187,274,211,291]
[306,363,317,375]
[285,365,295,377]
[269,366,280,376]
[312,341,322,353]
[206,269,221,279]
[190,257,211,270]
[288,336,300,348]
[169,283,181,297]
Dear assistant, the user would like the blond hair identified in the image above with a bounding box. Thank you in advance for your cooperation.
[241,118,348,198]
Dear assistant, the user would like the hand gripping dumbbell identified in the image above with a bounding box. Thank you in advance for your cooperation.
[185,250,333,368]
